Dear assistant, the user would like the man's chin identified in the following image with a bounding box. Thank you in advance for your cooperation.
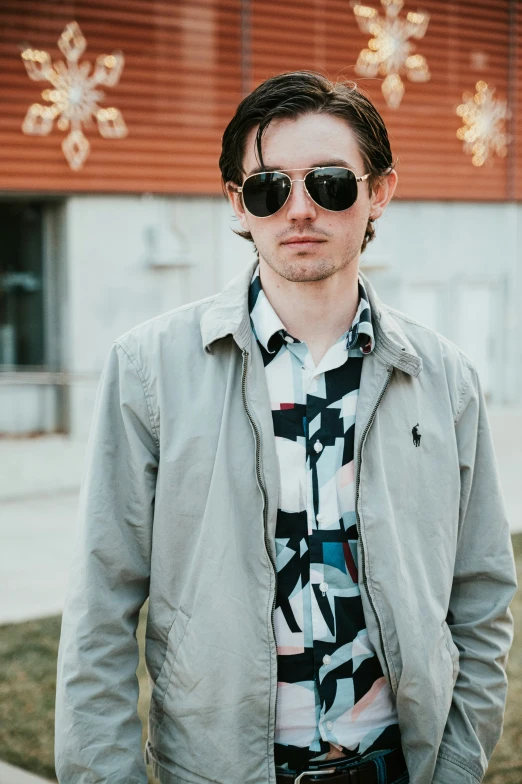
[271,257,337,283]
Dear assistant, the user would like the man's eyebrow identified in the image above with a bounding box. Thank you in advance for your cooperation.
[245,159,355,176]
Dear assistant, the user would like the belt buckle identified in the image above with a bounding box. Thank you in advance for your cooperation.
[294,767,336,784]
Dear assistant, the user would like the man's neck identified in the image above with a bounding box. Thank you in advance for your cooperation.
[258,256,361,366]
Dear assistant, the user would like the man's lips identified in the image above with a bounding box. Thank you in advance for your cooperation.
[281,238,326,246]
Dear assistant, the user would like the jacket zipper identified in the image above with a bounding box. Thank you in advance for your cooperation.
[354,365,396,695]
[241,348,278,771]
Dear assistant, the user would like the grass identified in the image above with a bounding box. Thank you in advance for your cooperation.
[0,608,158,783]
[0,615,61,780]
[0,535,521,783]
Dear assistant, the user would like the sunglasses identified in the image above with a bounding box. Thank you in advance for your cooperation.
[234,166,371,218]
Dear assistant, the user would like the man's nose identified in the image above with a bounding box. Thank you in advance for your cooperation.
[284,179,318,220]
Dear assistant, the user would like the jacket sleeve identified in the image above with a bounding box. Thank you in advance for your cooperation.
[55,339,159,784]
[433,361,517,783]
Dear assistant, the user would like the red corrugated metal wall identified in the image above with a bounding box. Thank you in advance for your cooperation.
[0,0,519,199]
[250,0,517,201]
[514,0,521,199]
[0,0,243,193]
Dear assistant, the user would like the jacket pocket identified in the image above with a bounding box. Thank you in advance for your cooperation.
[150,606,192,714]
[441,619,460,685]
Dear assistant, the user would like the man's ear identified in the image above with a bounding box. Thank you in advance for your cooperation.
[369,169,398,221]
[226,182,250,232]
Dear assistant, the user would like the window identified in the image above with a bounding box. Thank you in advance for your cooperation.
[0,201,45,368]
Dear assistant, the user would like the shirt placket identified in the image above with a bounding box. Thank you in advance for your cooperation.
[299,343,349,747]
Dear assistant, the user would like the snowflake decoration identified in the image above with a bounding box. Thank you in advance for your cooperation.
[352,0,430,109]
[456,81,512,167]
[21,22,128,171]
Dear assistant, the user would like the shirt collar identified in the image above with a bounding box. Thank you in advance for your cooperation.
[248,263,375,356]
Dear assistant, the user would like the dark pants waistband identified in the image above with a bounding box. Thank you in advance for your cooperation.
[275,747,407,784]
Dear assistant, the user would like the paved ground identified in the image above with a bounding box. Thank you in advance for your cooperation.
[1,407,521,625]
[0,761,51,784]
[0,491,79,624]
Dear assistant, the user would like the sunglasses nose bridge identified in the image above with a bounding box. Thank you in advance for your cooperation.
[285,176,318,212]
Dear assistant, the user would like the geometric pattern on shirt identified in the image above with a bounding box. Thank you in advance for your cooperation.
[248,264,401,770]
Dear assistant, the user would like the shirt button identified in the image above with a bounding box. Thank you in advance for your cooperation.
[314,439,323,453]
[316,513,325,524]
[319,581,328,594]
[323,654,331,665]
[284,335,294,343]
[326,721,333,731]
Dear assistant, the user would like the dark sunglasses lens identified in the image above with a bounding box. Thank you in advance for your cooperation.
[305,167,358,211]
[242,172,291,217]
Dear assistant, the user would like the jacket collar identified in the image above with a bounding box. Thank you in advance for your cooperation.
[358,269,423,377]
[200,256,423,378]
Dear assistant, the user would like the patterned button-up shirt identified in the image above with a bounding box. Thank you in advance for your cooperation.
[248,264,401,770]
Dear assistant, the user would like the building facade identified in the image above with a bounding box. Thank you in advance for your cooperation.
[0,0,520,435]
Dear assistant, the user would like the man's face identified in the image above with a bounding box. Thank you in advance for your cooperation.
[227,112,397,283]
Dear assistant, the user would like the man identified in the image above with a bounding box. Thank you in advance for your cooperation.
[55,71,517,784]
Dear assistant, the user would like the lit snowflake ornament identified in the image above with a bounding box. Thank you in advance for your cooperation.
[456,81,512,167]
[21,22,128,171]
[352,0,430,109]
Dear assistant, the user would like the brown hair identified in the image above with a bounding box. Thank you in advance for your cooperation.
[219,70,396,254]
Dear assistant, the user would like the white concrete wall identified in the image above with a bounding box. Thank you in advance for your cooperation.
[65,195,249,439]
[0,384,56,434]
[3,196,521,437]
[58,196,522,433]
[363,201,522,405]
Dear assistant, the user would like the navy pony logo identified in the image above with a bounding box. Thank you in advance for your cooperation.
[412,424,422,447]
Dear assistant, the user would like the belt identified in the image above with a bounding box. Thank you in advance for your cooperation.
[275,747,406,784]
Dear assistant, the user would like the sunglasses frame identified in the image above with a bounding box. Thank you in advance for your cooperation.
[234,166,371,218]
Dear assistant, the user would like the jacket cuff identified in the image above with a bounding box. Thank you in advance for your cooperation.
[432,751,484,783]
